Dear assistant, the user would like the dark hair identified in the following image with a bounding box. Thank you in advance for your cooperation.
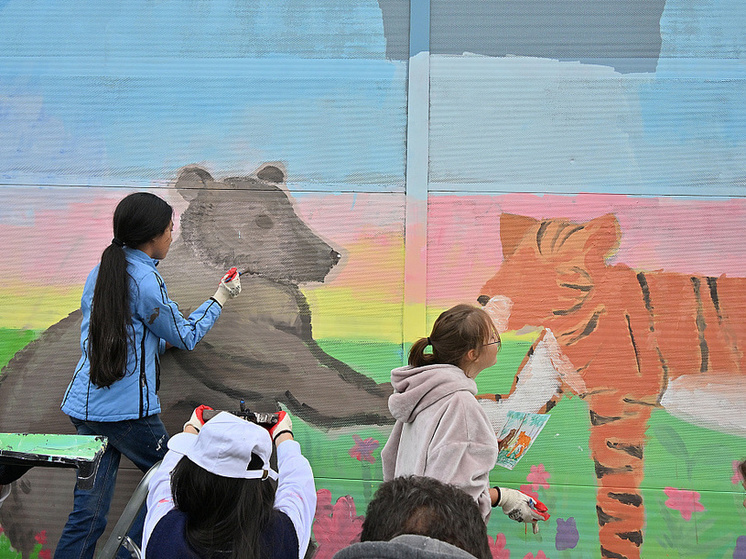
[408,304,497,369]
[88,192,173,388]
[171,456,276,559]
[361,476,492,559]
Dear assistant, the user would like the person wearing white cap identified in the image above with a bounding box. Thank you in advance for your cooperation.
[143,409,316,559]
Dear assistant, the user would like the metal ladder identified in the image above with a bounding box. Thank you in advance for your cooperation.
[96,460,162,559]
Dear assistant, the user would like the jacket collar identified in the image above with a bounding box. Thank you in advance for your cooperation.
[123,246,160,268]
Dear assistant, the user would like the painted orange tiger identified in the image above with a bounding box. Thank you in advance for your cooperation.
[476,213,746,559]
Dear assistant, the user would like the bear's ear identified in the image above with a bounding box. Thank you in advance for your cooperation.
[500,213,539,258]
[175,166,216,201]
[582,213,620,261]
[255,162,286,184]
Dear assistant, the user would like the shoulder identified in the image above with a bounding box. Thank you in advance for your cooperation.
[147,510,202,559]
[262,510,299,559]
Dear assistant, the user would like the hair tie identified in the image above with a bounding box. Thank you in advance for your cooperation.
[111,238,124,247]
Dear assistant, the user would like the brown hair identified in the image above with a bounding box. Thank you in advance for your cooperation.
[408,304,497,368]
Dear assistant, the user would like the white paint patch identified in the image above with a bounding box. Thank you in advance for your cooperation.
[483,295,513,334]
[660,374,746,438]
[480,328,582,433]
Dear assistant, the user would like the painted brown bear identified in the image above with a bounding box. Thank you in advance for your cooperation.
[0,163,392,556]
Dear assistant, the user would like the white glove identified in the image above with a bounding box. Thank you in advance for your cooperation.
[267,411,293,443]
[212,267,242,307]
[497,487,550,524]
[183,405,213,433]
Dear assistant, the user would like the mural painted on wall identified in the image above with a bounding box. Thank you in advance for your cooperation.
[427,195,746,558]
[1,0,746,557]
[2,191,746,558]
[0,177,405,557]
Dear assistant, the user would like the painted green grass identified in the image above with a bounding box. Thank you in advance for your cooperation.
[301,338,746,558]
[1,331,744,558]
[0,329,39,372]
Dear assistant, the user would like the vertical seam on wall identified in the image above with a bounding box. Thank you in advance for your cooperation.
[403,0,430,355]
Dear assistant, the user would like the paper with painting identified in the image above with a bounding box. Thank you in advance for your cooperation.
[496,410,550,470]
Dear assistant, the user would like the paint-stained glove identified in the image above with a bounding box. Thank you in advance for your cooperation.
[267,411,293,443]
[212,267,242,307]
[496,487,550,529]
[183,405,213,433]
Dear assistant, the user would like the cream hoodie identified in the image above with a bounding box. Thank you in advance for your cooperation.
[381,364,499,521]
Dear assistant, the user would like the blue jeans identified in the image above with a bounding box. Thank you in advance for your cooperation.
[54,415,169,559]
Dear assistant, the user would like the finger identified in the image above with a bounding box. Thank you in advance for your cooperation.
[534,509,550,521]
[533,499,549,513]
[532,521,539,534]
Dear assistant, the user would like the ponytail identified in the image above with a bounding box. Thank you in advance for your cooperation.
[408,337,435,368]
[88,192,173,388]
[89,243,131,387]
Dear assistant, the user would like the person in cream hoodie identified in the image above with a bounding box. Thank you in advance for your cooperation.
[381,304,550,528]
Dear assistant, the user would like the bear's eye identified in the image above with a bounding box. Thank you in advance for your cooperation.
[255,214,273,230]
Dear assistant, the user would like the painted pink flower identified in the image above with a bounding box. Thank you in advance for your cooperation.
[487,532,510,559]
[519,484,540,501]
[523,551,548,559]
[349,435,379,464]
[732,460,745,485]
[664,487,705,520]
[315,488,334,518]
[313,489,365,559]
[38,551,51,559]
[527,464,550,489]
[35,530,47,545]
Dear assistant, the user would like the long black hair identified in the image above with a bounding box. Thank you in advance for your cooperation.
[88,192,173,388]
[171,456,276,559]
[408,304,497,369]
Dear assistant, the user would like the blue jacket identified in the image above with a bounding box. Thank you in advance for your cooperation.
[61,247,222,421]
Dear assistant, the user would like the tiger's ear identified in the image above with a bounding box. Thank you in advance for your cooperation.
[582,213,620,260]
[500,214,540,258]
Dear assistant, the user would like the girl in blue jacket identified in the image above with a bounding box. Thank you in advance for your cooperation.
[55,192,242,559]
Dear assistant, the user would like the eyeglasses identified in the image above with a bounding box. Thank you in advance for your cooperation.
[483,337,502,351]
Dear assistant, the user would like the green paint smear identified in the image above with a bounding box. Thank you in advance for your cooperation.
[0,328,39,372]
[0,433,105,460]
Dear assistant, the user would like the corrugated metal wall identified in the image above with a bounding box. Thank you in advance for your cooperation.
[1,1,744,557]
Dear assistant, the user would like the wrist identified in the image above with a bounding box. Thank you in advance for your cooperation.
[491,486,502,507]
[273,430,294,444]
[211,291,227,307]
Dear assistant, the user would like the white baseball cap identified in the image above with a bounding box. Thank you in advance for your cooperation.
[168,411,278,481]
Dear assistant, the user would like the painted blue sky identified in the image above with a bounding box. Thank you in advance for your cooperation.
[0,0,407,188]
[0,0,744,197]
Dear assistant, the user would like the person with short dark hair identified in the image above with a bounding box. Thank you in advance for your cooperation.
[342,475,492,559]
